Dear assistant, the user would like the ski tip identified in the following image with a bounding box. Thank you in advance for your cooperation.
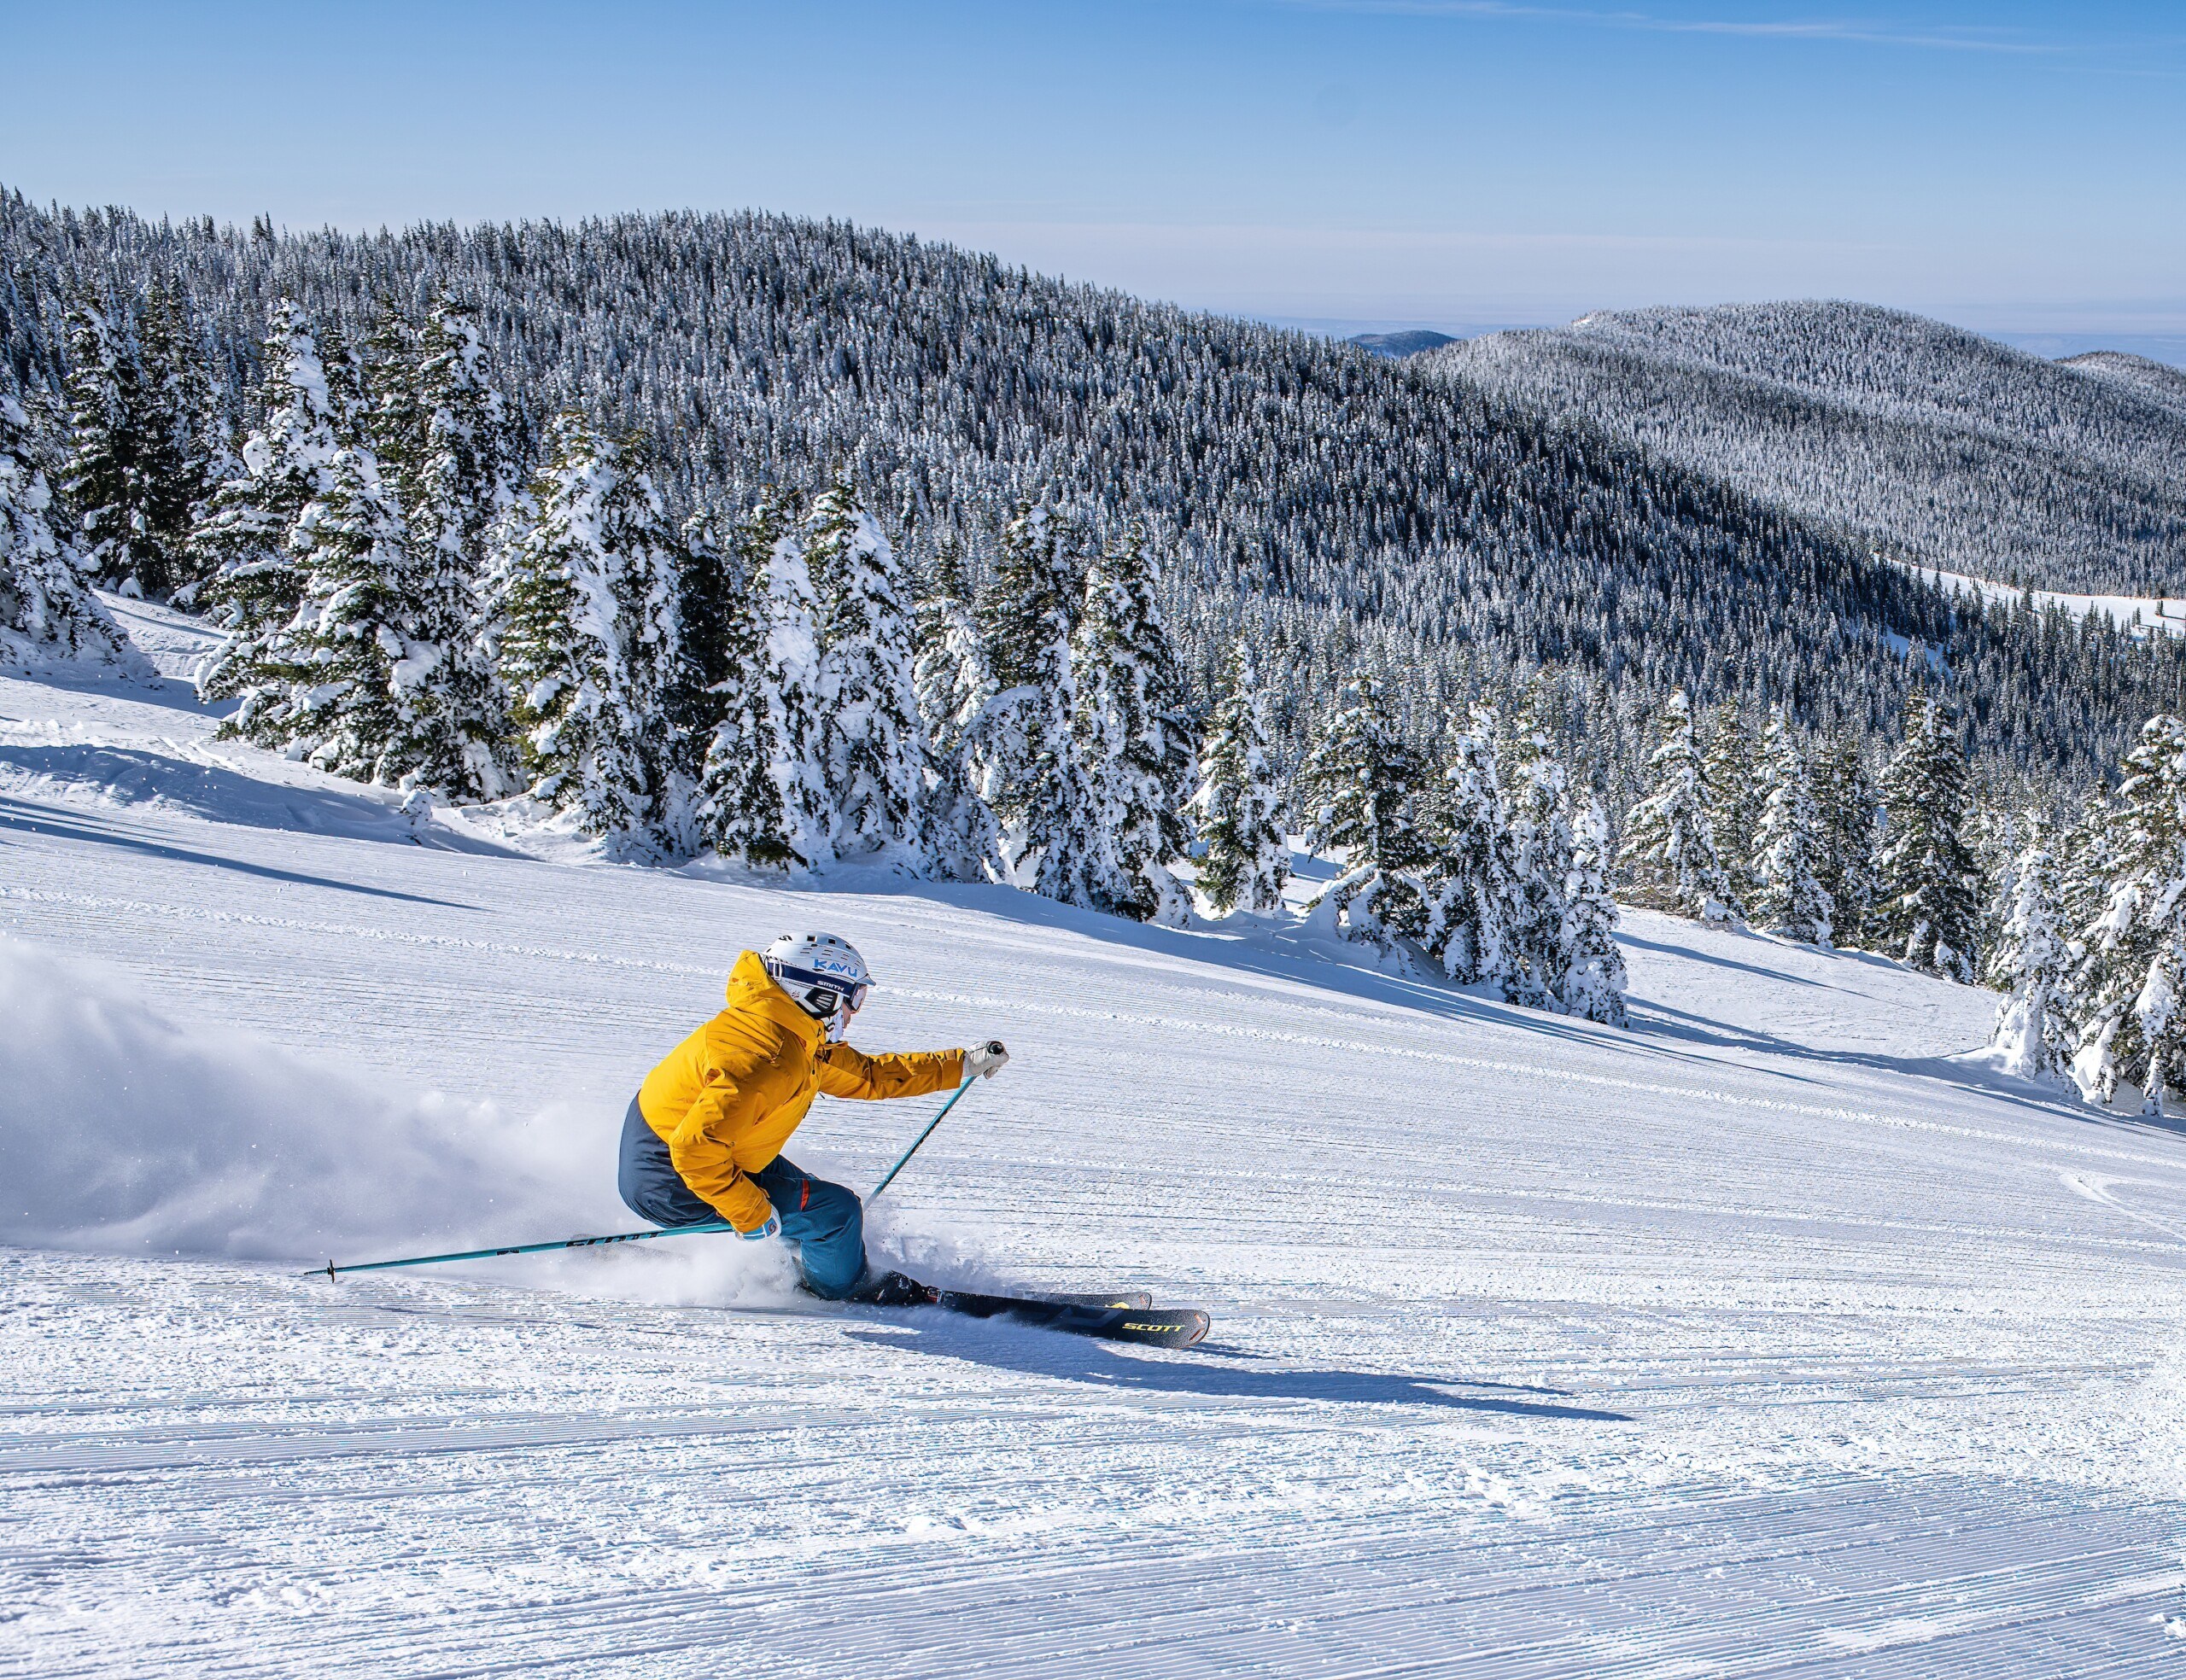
[1109,1309,1212,1350]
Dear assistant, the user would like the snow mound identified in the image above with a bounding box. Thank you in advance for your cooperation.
[96,588,224,681]
[0,621,153,682]
[0,934,657,1275]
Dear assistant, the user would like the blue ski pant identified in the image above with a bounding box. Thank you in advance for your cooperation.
[616,1096,868,1298]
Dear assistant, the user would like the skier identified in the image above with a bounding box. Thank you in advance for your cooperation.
[618,932,1009,1302]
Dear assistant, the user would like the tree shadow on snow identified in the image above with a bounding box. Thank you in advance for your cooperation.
[1617,930,1827,989]
[0,796,486,908]
[841,1320,1633,1422]
[0,746,522,859]
[0,664,215,719]
[1628,987,2186,1140]
[811,871,1631,1050]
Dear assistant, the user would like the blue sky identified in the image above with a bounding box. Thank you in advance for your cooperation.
[7,2,2183,349]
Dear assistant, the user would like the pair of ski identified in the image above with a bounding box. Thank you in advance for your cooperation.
[867,1277,1210,1350]
[313,1240,1210,1350]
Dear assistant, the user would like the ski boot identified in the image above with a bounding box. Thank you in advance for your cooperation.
[845,1268,941,1307]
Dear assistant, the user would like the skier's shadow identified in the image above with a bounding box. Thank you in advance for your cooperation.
[841,1322,1632,1421]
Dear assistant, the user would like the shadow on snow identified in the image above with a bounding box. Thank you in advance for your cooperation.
[841,1319,1634,1422]
[0,796,486,909]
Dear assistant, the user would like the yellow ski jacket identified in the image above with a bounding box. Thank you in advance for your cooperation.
[636,950,965,1232]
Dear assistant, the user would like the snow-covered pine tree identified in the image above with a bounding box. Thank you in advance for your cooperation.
[2070,717,2186,1111]
[979,503,1096,901]
[1968,803,2025,979]
[285,298,513,800]
[806,484,928,869]
[1506,702,1588,1008]
[1985,820,2075,1084]
[1750,705,1834,944]
[1071,526,1195,923]
[132,281,215,592]
[1420,704,1524,992]
[227,440,475,786]
[378,297,515,795]
[61,295,160,595]
[672,507,736,744]
[698,493,834,869]
[911,537,1002,881]
[693,499,810,867]
[1562,796,1630,1026]
[1811,730,1879,946]
[1702,705,1764,906]
[1875,694,1980,981]
[1,394,132,667]
[1190,638,1289,915]
[1617,689,1740,921]
[196,303,343,709]
[1300,674,1427,948]
[2056,790,2116,942]
[489,417,684,849]
[317,322,371,442]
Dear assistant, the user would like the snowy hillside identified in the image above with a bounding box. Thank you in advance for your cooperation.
[1895,560,2186,641]
[5,620,2186,1676]
[1429,301,2186,598]
[11,194,2186,788]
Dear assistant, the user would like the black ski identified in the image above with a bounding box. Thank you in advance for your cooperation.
[932,1287,1209,1349]
[844,1273,1205,1347]
[1039,1290,1154,1310]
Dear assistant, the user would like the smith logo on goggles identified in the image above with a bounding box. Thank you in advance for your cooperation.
[767,960,871,1012]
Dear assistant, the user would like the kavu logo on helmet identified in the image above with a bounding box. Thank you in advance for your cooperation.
[763,932,874,1025]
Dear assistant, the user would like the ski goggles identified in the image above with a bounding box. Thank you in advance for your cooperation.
[768,961,872,1014]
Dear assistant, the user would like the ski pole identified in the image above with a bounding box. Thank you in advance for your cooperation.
[313,1078,982,1279]
[867,1076,978,1205]
[306,1219,732,1282]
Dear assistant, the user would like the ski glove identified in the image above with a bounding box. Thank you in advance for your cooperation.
[966,1041,1010,1080]
[736,1213,781,1240]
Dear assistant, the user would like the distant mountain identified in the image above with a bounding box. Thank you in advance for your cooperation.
[2061,350,2186,417]
[1348,330,1457,359]
[1425,302,2186,597]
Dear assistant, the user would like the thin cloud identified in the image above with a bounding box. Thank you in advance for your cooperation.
[1273,1,2060,55]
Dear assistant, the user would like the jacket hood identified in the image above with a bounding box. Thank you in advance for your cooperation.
[725,950,825,1048]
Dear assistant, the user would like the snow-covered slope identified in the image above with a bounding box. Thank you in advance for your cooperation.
[1895,559,2186,640]
[1429,301,2186,598]
[4,626,2186,1677]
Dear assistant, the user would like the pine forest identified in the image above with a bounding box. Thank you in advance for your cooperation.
[8,191,2186,1069]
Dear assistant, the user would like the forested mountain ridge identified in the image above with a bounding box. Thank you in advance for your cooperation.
[1429,300,2186,598]
[3,193,2181,797]
[1348,330,1456,359]
[2061,349,2186,417]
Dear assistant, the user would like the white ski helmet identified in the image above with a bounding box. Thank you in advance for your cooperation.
[762,932,874,1027]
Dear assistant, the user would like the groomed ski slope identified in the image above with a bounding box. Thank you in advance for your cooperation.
[3,602,2185,1677]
